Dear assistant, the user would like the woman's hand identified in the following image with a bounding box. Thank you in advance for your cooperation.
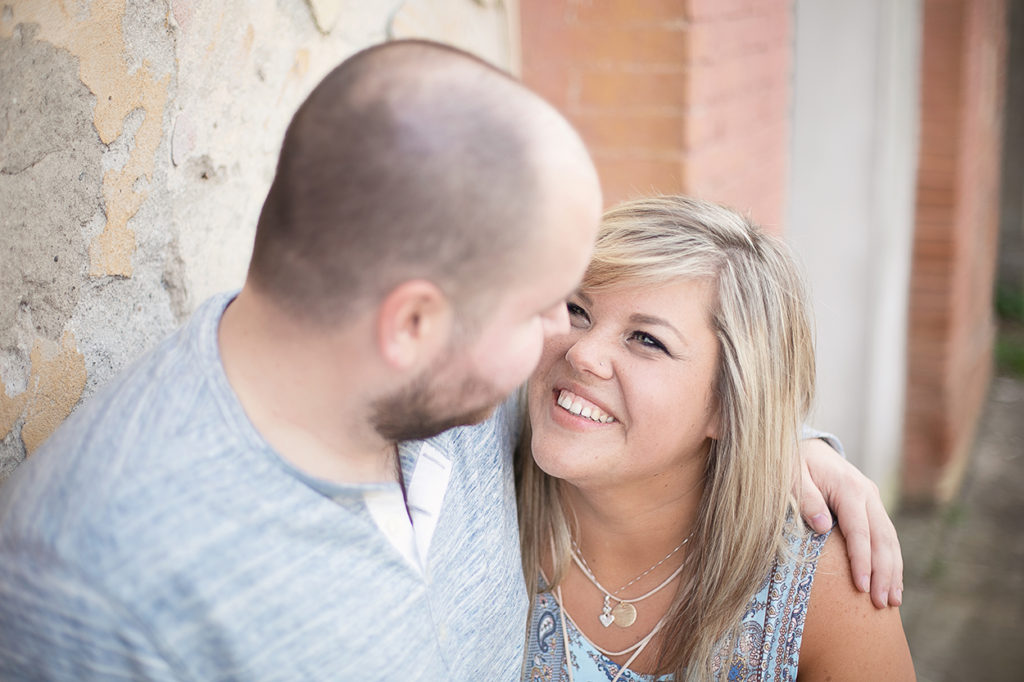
[797,438,904,609]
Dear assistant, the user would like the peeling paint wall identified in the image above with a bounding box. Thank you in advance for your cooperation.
[0,0,515,480]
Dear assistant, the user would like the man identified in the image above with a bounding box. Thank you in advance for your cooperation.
[0,40,899,680]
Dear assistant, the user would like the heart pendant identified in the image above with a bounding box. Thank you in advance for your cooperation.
[599,611,615,627]
[612,602,637,628]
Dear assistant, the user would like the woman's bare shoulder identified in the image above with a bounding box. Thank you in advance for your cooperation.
[798,528,916,681]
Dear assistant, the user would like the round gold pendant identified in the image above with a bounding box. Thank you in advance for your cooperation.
[611,601,637,628]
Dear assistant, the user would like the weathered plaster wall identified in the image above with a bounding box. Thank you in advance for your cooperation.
[0,0,515,480]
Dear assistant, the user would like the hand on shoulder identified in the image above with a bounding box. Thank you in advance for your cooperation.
[799,527,916,681]
[797,436,904,608]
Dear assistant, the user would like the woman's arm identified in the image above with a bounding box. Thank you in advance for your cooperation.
[798,528,915,681]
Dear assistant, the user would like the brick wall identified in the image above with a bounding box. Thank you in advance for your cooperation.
[521,0,1009,504]
[520,0,793,231]
[904,0,1007,502]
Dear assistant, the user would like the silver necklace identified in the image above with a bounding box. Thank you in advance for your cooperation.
[554,583,666,682]
[571,533,692,628]
[547,536,663,682]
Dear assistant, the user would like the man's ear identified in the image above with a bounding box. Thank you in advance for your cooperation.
[376,280,454,370]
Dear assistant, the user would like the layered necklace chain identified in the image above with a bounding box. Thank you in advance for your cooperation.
[570,532,693,629]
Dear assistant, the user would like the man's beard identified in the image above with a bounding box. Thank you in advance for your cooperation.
[369,360,503,443]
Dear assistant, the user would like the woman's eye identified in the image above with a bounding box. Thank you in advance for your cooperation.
[631,331,668,353]
[567,302,589,323]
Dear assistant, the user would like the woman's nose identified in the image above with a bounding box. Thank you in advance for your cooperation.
[565,333,613,379]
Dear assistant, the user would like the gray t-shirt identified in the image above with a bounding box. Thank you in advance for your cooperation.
[0,293,528,680]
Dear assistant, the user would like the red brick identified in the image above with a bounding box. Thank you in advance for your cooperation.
[916,186,958,207]
[573,111,684,151]
[520,0,573,108]
[685,45,790,105]
[684,116,786,184]
[568,0,687,27]
[683,0,745,21]
[567,25,690,66]
[904,0,1008,503]
[680,108,723,149]
[686,10,790,64]
[592,155,685,206]
[912,237,957,259]
[576,70,688,110]
[916,151,959,176]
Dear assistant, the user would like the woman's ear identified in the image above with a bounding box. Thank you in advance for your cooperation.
[376,280,454,370]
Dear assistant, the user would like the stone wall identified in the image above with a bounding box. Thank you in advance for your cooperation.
[0,0,515,480]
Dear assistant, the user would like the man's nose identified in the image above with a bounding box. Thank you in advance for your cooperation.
[540,302,570,337]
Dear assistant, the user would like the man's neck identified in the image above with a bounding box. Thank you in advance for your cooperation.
[218,290,399,485]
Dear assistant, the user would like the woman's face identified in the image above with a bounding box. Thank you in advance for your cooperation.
[527,278,721,491]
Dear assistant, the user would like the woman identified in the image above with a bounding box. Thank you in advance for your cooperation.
[518,196,914,681]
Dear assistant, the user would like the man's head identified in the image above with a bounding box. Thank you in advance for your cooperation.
[246,40,602,441]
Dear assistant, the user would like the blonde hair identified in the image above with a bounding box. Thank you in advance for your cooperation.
[517,195,816,680]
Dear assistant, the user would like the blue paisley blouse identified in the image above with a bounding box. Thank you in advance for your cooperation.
[522,526,830,682]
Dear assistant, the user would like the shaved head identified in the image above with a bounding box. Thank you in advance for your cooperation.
[248,39,594,326]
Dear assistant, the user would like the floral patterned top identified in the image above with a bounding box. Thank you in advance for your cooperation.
[522,526,831,682]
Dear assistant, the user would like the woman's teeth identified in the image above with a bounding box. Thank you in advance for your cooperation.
[556,390,615,423]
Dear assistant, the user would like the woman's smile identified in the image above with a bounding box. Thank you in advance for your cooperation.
[527,280,720,489]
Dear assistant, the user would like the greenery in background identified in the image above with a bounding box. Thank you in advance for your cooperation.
[995,285,1024,377]
[996,285,1024,319]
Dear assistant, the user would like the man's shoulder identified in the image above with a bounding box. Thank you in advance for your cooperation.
[0,406,285,630]
[0,295,242,570]
[42,292,233,447]
[0,388,232,570]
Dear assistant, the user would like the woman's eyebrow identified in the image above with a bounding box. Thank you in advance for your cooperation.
[628,313,686,345]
